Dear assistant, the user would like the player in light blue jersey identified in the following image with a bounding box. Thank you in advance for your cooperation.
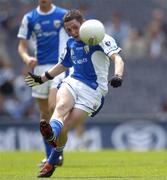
[25,9,124,177]
[17,0,68,167]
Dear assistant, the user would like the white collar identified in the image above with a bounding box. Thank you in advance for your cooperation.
[37,4,56,15]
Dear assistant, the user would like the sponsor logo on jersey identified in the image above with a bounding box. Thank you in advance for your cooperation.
[34,23,41,31]
[77,58,88,64]
[34,23,42,36]
[70,49,75,57]
[41,20,50,25]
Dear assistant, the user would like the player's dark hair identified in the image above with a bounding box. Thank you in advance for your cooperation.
[64,9,84,23]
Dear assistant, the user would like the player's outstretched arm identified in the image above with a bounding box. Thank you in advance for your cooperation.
[47,63,68,78]
[109,53,124,88]
[25,63,68,87]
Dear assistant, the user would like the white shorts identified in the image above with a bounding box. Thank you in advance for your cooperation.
[32,65,66,99]
[61,77,105,117]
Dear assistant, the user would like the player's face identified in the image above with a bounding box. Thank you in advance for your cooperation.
[38,0,52,8]
[64,19,83,41]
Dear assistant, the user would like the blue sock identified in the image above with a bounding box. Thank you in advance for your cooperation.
[43,139,52,158]
[48,147,64,165]
[50,119,64,138]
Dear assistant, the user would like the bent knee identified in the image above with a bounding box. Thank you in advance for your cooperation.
[56,102,69,114]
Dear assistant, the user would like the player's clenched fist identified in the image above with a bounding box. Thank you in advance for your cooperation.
[25,72,43,87]
[109,75,123,88]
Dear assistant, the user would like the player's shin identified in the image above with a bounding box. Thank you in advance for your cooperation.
[50,119,64,138]
[43,139,52,158]
[48,146,64,166]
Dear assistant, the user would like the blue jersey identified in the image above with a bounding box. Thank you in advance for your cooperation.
[17,5,68,65]
[60,34,121,94]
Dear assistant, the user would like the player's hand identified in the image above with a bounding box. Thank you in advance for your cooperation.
[25,72,43,87]
[25,57,37,69]
[109,75,123,88]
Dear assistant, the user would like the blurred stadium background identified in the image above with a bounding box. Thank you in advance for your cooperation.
[0,0,167,152]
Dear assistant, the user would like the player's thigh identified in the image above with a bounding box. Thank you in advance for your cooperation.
[51,86,75,120]
[64,108,88,130]
[48,87,58,113]
[36,98,50,121]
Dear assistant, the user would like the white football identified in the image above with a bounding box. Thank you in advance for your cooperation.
[79,19,105,46]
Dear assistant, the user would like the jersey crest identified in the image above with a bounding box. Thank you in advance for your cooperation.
[54,20,61,28]
[84,45,89,54]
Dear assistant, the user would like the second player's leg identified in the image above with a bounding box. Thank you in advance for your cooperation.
[36,98,51,122]
[36,98,52,165]
[48,87,58,115]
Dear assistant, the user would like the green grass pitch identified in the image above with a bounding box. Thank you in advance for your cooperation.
[0,150,167,180]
